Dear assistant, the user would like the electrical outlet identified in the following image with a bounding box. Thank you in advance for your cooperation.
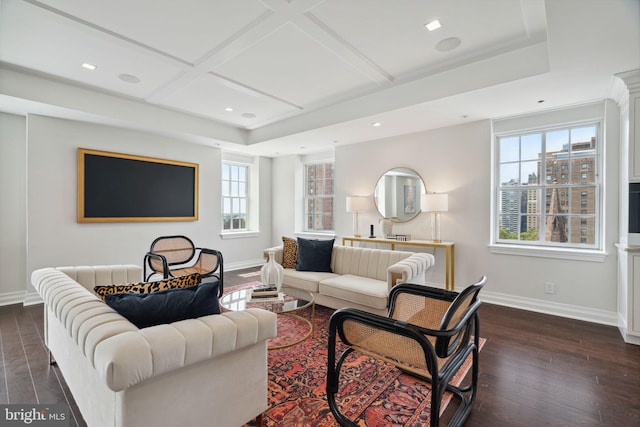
[544,282,555,294]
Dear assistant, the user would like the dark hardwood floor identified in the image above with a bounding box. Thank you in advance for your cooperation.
[2,267,639,426]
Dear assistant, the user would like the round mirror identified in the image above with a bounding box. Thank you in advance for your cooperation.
[374,167,426,222]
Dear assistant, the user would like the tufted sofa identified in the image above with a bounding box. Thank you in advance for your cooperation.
[31,265,277,427]
[264,244,434,315]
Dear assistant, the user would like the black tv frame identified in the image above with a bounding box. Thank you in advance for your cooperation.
[77,148,199,223]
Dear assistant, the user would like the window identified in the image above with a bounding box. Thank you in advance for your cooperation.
[221,163,248,231]
[495,123,600,249]
[304,162,334,231]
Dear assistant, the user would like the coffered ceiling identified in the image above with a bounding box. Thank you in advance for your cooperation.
[0,0,638,156]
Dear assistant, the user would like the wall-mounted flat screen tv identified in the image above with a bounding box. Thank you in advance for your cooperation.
[78,148,198,223]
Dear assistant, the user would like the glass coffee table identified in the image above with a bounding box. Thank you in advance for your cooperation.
[220,285,315,350]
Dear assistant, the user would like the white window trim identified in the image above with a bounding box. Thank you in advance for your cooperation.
[299,153,335,234]
[220,231,260,240]
[221,152,258,234]
[489,243,606,262]
[489,104,607,261]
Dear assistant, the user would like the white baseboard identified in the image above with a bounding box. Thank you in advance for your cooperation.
[617,313,640,344]
[482,290,618,326]
[24,292,43,306]
[224,258,264,271]
[0,290,30,307]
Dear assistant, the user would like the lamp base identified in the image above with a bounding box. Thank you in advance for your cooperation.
[430,212,443,243]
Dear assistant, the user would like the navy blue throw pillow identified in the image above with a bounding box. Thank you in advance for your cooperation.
[296,238,334,272]
[105,281,220,329]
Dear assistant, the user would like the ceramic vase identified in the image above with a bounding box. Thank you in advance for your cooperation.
[261,249,284,291]
[379,218,394,238]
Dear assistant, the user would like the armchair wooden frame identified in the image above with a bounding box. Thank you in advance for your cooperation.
[327,277,486,427]
[143,235,224,297]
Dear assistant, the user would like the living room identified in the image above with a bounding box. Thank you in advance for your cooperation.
[0,1,639,424]
[2,0,639,327]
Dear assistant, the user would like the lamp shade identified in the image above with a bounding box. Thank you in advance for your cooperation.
[346,196,368,213]
[421,193,449,212]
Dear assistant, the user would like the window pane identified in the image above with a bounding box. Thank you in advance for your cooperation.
[522,215,540,241]
[546,129,569,153]
[521,161,538,184]
[545,187,569,215]
[543,213,568,243]
[499,190,523,215]
[571,126,597,145]
[500,163,519,185]
[521,133,542,161]
[571,187,595,215]
[500,136,519,162]
[499,215,519,239]
[570,217,594,244]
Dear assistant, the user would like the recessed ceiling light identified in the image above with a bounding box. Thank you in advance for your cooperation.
[82,63,96,70]
[371,122,382,127]
[425,20,442,31]
[224,107,234,112]
[435,37,462,52]
[118,74,140,84]
[538,99,545,103]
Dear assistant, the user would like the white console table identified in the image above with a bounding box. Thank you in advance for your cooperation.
[342,236,455,290]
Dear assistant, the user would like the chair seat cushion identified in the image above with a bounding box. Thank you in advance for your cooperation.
[319,275,388,310]
[105,281,220,328]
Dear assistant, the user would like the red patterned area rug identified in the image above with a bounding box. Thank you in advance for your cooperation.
[224,283,482,427]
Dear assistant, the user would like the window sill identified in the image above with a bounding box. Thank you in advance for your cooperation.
[489,243,607,262]
[295,231,336,240]
[220,231,260,240]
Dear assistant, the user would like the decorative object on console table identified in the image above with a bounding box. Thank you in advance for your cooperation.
[379,217,394,238]
[346,195,368,238]
[369,224,375,238]
[421,192,449,243]
[261,249,284,291]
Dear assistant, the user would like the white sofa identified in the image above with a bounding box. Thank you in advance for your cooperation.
[31,265,277,427]
[265,245,434,315]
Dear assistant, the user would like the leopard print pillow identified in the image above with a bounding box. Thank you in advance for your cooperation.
[282,236,298,269]
[94,273,201,301]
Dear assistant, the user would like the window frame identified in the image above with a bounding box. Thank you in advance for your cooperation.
[491,120,603,257]
[221,160,251,233]
[303,160,335,233]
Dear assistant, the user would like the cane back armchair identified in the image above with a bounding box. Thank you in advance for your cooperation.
[327,276,486,427]
[143,235,223,296]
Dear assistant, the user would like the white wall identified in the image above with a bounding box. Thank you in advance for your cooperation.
[272,102,621,324]
[0,113,27,302]
[21,114,271,299]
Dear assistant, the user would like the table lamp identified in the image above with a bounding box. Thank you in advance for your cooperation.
[421,193,448,242]
[346,196,368,238]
